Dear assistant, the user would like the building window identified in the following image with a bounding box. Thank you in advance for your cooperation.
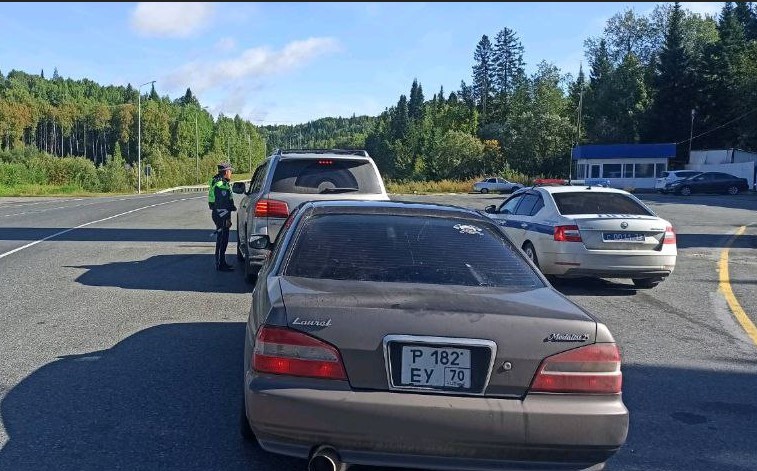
[655,163,667,178]
[577,164,588,178]
[603,164,622,178]
[623,164,634,178]
[591,164,601,178]
[634,163,655,178]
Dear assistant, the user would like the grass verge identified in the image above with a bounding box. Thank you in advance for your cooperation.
[386,178,478,194]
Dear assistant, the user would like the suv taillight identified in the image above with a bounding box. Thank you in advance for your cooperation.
[554,225,582,242]
[253,326,347,380]
[530,343,622,394]
[663,225,676,245]
[255,199,289,218]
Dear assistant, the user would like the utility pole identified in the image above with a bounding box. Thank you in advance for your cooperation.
[195,105,209,184]
[688,109,696,162]
[571,87,584,181]
[246,133,252,174]
[137,80,156,194]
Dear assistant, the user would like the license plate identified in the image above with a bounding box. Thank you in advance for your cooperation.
[400,346,471,389]
[603,232,645,242]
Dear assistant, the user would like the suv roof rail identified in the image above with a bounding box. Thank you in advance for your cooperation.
[273,148,370,157]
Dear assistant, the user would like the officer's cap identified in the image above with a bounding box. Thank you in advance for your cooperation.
[217,162,233,172]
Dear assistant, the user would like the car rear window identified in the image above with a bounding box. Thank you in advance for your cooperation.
[269,158,383,194]
[552,192,652,216]
[284,214,543,289]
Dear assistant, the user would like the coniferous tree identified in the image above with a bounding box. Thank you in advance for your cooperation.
[491,27,525,123]
[391,95,409,141]
[472,35,494,122]
[645,3,696,148]
[408,79,425,122]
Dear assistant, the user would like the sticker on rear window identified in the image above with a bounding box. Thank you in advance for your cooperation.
[453,224,482,235]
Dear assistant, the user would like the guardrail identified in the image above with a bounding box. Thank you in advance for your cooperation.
[155,185,207,194]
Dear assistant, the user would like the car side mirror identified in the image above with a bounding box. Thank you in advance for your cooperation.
[249,235,272,250]
[484,205,497,214]
[232,182,246,194]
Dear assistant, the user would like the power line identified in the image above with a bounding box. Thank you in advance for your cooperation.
[676,107,757,145]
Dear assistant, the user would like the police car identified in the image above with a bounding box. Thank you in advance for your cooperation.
[483,180,677,288]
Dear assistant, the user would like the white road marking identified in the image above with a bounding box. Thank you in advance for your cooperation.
[0,194,160,218]
[0,196,203,261]
[0,198,83,208]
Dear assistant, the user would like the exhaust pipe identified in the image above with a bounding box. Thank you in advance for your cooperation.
[308,446,348,471]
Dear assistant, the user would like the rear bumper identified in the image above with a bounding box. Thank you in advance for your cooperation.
[245,374,628,470]
[541,248,676,278]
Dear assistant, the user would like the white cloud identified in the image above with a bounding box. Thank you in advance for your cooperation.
[131,2,215,38]
[165,37,341,93]
[215,37,236,52]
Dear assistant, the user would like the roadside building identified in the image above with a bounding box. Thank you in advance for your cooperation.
[572,143,675,190]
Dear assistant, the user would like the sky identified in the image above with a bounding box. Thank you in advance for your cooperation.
[0,2,723,125]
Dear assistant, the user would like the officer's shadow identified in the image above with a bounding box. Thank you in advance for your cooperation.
[69,253,250,294]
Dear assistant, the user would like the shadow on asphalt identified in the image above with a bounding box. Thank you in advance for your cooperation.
[70,254,251,294]
[637,193,757,212]
[676,233,757,249]
[0,323,416,471]
[0,227,236,243]
[1,322,756,471]
[550,277,639,297]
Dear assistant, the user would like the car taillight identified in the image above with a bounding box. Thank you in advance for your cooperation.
[663,225,676,245]
[530,343,622,394]
[253,326,347,380]
[254,199,289,218]
[554,225,582,242]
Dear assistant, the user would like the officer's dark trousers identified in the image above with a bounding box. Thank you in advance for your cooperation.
[212,211,230,268]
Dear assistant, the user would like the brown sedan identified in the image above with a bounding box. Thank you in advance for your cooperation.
[241,200,628,471]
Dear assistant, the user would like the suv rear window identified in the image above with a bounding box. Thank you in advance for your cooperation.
[552,192,652,216]
[270,158,383,194]
[284,214,543,290]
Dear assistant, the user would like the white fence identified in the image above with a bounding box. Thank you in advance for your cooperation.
[685,161,757,189]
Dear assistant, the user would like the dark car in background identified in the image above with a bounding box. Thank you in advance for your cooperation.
[666,171,749,196]
[241,200,628,471]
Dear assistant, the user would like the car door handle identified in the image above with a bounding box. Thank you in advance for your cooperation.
[520,223,529,228]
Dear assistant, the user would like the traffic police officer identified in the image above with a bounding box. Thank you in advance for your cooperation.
[208,162,237,271]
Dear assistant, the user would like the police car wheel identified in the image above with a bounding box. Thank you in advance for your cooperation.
[236,224,244,262]
[523,242,539,269]
[480,188,489,194]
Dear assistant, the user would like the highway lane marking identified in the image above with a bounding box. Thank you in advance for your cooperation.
[0,196,203,261]
[0,198,83,208]
[718,224,757,346]
[0,194,168,218]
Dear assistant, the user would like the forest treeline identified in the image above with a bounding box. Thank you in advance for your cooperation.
[1,2,755,192]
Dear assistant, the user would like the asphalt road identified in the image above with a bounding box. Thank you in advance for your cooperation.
[0,191,755,471]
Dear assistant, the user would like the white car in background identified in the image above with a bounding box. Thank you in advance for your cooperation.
[483,183,677,288]
[473,177,523,194]
[655,170,701,193]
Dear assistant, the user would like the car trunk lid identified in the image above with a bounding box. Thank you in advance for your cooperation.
[570,214,666,250]
[279,276,597,398]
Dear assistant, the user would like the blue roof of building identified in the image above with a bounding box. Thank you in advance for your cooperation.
[572,143,677,160]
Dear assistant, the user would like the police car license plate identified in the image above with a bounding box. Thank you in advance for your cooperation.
[603,232,645,242]
[400,346,471,389]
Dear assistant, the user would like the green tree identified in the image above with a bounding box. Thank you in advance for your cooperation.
[391,95,409,141]
[408,79,425,122]
[645,2,696,146]
[491,27,525,123]
[472,35,494,122]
